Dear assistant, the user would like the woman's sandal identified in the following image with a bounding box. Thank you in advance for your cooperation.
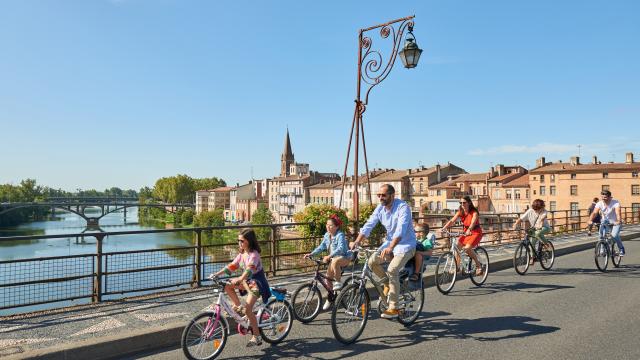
[409,273,420,282]
[475,266,485,276]
[246,336,263,347]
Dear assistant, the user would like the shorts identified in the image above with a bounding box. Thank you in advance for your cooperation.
[236,279,261,298]
[458,233,482,248]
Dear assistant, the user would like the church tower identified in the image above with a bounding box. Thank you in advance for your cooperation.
[280,129,295,177]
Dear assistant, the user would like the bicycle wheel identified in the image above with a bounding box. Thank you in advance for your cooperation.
[331,283,370,344]
[513,242,530,275]
[291,282,322,323]
[258,299,293,344]
[435,251,457,294]
[611,242,622,268]
[539,242,555,270]
[594,241,609,272]
[182,311,227,360]
[469,247,489,286]
[397,276,424,326]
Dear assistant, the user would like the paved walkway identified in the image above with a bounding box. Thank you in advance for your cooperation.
[1,225,639,359]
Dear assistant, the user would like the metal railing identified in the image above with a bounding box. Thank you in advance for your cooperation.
[1,207,638,313]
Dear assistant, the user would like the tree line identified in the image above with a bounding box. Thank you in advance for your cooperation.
[0,179,139,227]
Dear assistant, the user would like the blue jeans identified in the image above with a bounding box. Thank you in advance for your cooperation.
[600,223,624,252]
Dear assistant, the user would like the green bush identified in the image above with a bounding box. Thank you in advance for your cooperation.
[251,205,275,241]
[357,203,386,246]
[181,209,195,225]
[294,204,349,238]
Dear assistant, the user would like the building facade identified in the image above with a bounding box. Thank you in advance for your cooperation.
[529,154,640,216]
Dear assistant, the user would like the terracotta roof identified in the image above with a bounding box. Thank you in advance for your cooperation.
[271,174,311,181]
[530,162,640,174]
[502,174,529,188]
[340,170,391,185]
[370,169,411,182]
[454,173,488,182]
[308,182,340,189]
[211,187,233,192]
[406,166,437,177]
[430,179,460,189]
[488,172,524,183]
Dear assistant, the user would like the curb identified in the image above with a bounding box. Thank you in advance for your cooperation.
[9,234,639,360]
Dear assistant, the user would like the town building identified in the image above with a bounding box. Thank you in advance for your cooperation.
[269,130,339,223]
[529,153,640,216]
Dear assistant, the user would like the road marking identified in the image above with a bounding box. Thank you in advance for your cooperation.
[132,312,187,322]
[71,317,125,337]
[0,324,28,333]
[65,312,108,321]
[0,338,56,347]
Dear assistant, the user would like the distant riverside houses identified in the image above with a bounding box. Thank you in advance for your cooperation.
[196,130,640,222]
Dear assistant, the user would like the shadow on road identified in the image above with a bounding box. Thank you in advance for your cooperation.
[221,312,559,359]
[444,281,574,297]
[527,264,640,278]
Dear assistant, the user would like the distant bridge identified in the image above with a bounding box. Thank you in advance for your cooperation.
[0,201,194,226]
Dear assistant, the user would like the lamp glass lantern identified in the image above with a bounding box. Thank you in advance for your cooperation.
[398,32,422,69]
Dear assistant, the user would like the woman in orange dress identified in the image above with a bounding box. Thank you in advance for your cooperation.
[441,195,485,276]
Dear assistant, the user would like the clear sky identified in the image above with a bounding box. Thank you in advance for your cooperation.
[1,0,639,191]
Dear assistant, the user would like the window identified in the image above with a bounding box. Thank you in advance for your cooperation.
[539,186,546,195]
[437,190,441,196]
[602,185,610,192]
[533,190,537,195]
[540,175,545,183]
[549,201,557,211]
[633,185,640,195]
[603,172,609,178]
[550,174,555,182]
[506,192,512,199]
[550,186,556,195]
[571,173,577,179]
[526,189,530,198]
[570,185,578,196]
[571,202,580,217]
[633,171,639,178]
[419,183,423,193]
[515,190,521,199]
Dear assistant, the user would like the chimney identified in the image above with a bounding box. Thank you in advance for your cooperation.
[570,156,580,166]
[497,164,505,176]
[408,169,412,174]
[536,157,546,168]
[436,164,441,182]
[626,152,634,164]
[592,155,598,164]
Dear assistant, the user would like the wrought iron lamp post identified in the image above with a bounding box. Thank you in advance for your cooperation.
[338,15,423,227]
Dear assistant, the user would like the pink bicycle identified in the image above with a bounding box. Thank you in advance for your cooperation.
[181,277,293,360]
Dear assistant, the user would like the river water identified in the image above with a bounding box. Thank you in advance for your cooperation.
[0,209,210,316]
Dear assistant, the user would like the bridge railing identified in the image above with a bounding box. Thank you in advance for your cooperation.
[0,207,638,315]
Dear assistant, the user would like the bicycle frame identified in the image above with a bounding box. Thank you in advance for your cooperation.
[209,280,281,333]
[352,248,389,308]
[307,258,354,302]
[442,232,474,274]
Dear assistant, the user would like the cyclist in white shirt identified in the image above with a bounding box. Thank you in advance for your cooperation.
[588,190,625,256]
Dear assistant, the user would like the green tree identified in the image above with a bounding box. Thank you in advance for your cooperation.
[251,204,275,241]
[293,204,349,238]
[193,177,226,191]
[181,209,195,225]
[357,203,386,247]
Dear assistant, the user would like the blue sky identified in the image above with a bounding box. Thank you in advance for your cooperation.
[1,0,639,191]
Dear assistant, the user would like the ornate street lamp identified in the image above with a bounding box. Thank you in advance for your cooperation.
[338,16,423,227]
[398,29,423,69]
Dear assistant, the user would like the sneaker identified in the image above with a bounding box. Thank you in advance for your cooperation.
[620,250,626,257]
[322,300,332,311]
[246,336,263,347]
[381,308,399,319]
[332,282,342,291]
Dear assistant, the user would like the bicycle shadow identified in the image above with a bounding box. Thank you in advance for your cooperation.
[443,281,574,297]
[529,265,640,278]
[223,312,558,359]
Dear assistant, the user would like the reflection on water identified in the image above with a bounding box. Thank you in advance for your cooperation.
[0,209,194,261]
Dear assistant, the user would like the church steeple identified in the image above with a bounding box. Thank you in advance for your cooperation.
[281,129,295,177]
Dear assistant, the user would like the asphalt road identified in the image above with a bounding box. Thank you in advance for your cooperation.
[126,239,640,360]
